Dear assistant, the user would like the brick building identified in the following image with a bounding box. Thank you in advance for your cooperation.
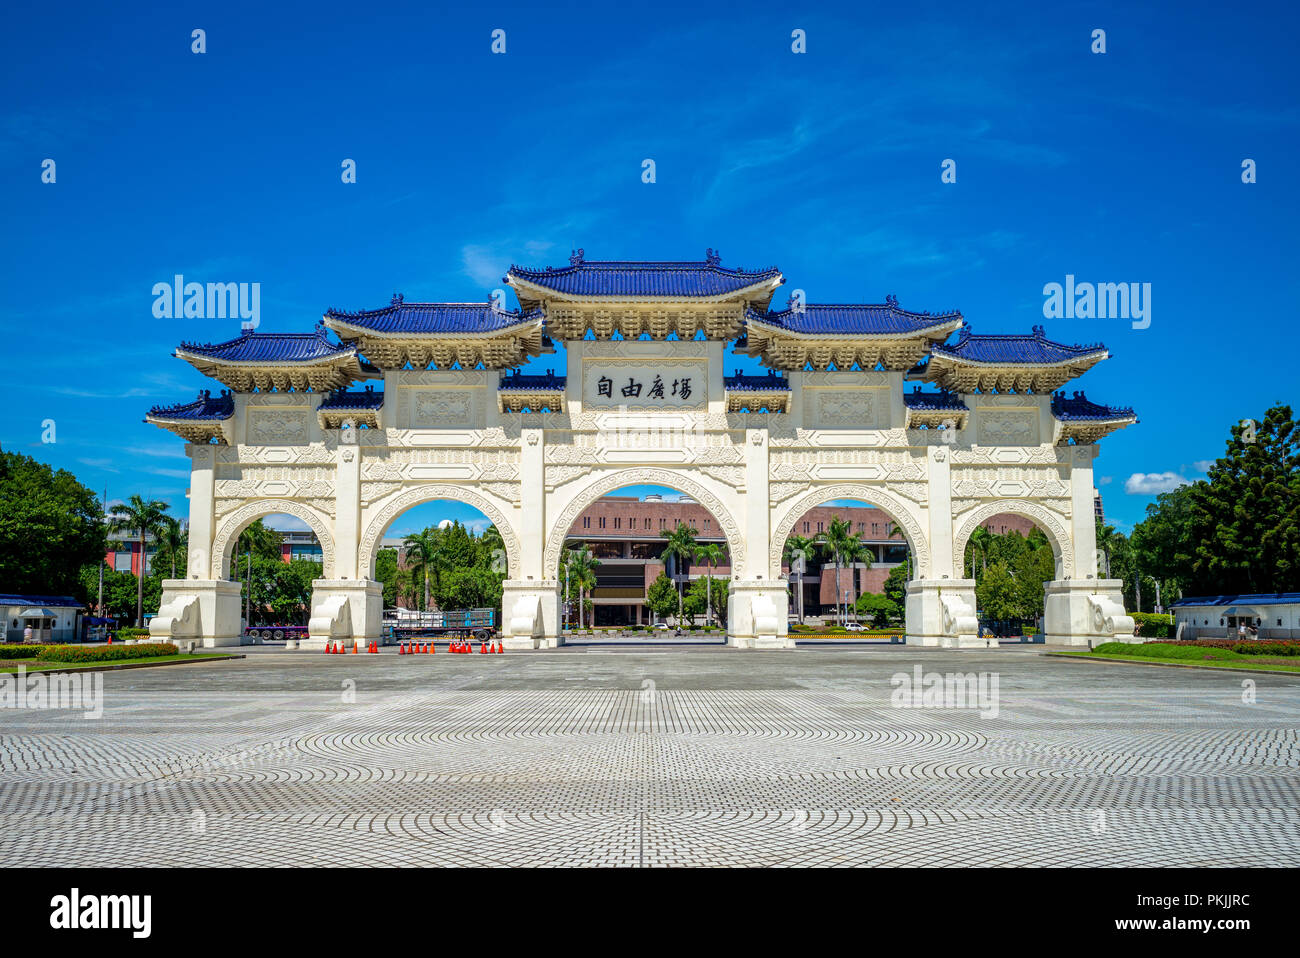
[563,495,1033,626]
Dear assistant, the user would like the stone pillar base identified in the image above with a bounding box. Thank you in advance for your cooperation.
[150,579,243,648]
[727,579,793,649]
[905,579,987,648]
[500,580,561,649]
[306,579,382,650]
[1043,579,1138,646]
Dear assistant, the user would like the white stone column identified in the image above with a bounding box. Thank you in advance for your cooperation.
[152,444,243,647]
[501,422,561,649]
[729,424,791,648]
[1070,445,1098,579]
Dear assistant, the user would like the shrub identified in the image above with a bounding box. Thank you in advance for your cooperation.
[1093,641,1236,660]
[116,628,151,639]
[35,642,178,663]
[0,644,45,659]
[1130,612,1174,638]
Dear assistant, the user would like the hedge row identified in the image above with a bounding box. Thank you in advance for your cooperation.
[1153,639,1300,656]
[116,628,151,639]
[1093,642,1237,660]
[0,643,179,663]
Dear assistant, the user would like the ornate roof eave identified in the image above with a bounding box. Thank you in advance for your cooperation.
[921,352,1109,393]
[738,317,962,372]
[1051,413,1137,445]
[144,413,233,444]
[324,319,551,370]
[724,389,790,413]
[174,351,365,392]
[498,389,565,413]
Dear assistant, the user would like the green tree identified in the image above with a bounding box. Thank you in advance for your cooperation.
[818,516,868,625]
[659,521,698,623]
[375,548,400,606]
[1185,405,1299,594]
[882,564,909,612]
[565,544,600,629]
[784,533,818,623]
[854,592,899,627]
[967,525,994,582]
[646,572,679,624]
[976,560,1019,621]
[109,495,170,626]
[692,542,725,626]
[236,518,283,562]
[402,528,441,611]
[0,450,105,596]
[156,516,187,579]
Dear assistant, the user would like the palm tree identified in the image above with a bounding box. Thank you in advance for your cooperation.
[841,533,872,623]
[565,544,601,629]
[659,521,698,626]
[818,516,868,626]
[157,516,187,578]
[692,542,725,626]
[402,528,442,611]
[108,495,170,626]
[784,534,818,623]
[237,518,283,561]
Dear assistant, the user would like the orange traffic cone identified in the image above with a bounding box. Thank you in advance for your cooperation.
[399,642,405,655]
[496,642,503,654]
[352,640,357,654]
[430,641,435,655]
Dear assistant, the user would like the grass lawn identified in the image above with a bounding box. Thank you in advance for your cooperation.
[0,653,236,673]
[1052,648,1300,673]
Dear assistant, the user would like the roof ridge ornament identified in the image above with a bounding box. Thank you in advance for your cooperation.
[885,293,899,308]
[390,293,404,307]
[569,248,584,267]
[1032,324,1046,338]
[705,248,721,266]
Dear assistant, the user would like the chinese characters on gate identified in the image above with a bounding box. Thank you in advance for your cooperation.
[596,374,692,401]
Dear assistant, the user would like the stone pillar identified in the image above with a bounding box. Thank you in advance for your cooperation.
[306,579,383,650]
[905,579,990,648]
[150,579,243,647]
[500,422,561,649]
[1070,445,1099,579]
[1043,579,1137,646]
[926,442,956,578]
[500,580,561,649]
[152,445,244,647]
[728,425,793,648]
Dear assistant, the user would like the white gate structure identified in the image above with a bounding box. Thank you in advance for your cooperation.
[147,250,1137,650]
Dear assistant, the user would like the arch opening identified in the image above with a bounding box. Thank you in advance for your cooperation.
[773,493,921,632]
[211,504,333,630]
[548,475,742,633]
[358,491,514,618]
[953,502,1075,638]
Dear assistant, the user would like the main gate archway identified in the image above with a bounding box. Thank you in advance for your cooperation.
[544,468,746,580]
[211,499,335,580]
[952,499,1075,580]
[357,484,521,579]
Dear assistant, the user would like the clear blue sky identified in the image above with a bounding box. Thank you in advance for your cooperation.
[2,0,1295,537]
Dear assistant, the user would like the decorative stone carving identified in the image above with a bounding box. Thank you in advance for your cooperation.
[210,500,334,578]
[249,410,308,444]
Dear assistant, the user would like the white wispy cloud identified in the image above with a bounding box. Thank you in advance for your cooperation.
[1125,472,1191,495]
[1193,460,1216,472]
[1097,475,1113,486]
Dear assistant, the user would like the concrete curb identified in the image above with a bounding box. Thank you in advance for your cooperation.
[0,654,245,676]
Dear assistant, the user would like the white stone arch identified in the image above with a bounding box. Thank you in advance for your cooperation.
[768,484,932,580]
[952,499,1075,578]
[357,484,521,578]
[211,499,335,579]
[543,467,746,577]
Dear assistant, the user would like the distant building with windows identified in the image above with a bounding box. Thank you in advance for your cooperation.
[560,495,1033,626]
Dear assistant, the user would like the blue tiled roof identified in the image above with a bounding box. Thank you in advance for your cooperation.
[507,249,781,298]
[325,296,542,334]
[1170,593,1300,608]
[930,324,1107,365]
[1051,391,1135,421]
[724,372,790,391]
[147,390,235,420]
[904,386,969,412]
[747,297,962,335]
[0,594,82,608]
[499,370,566,391]
[318,385,384,411]
[177,325,355,363]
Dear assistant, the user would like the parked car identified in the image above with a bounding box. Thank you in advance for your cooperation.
[652,622,670,631]
[844,622,866,632]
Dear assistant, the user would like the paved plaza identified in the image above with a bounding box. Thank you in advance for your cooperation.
[1,647,1297,867]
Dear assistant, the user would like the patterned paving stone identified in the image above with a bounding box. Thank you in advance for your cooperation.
[0,648,1297,866]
